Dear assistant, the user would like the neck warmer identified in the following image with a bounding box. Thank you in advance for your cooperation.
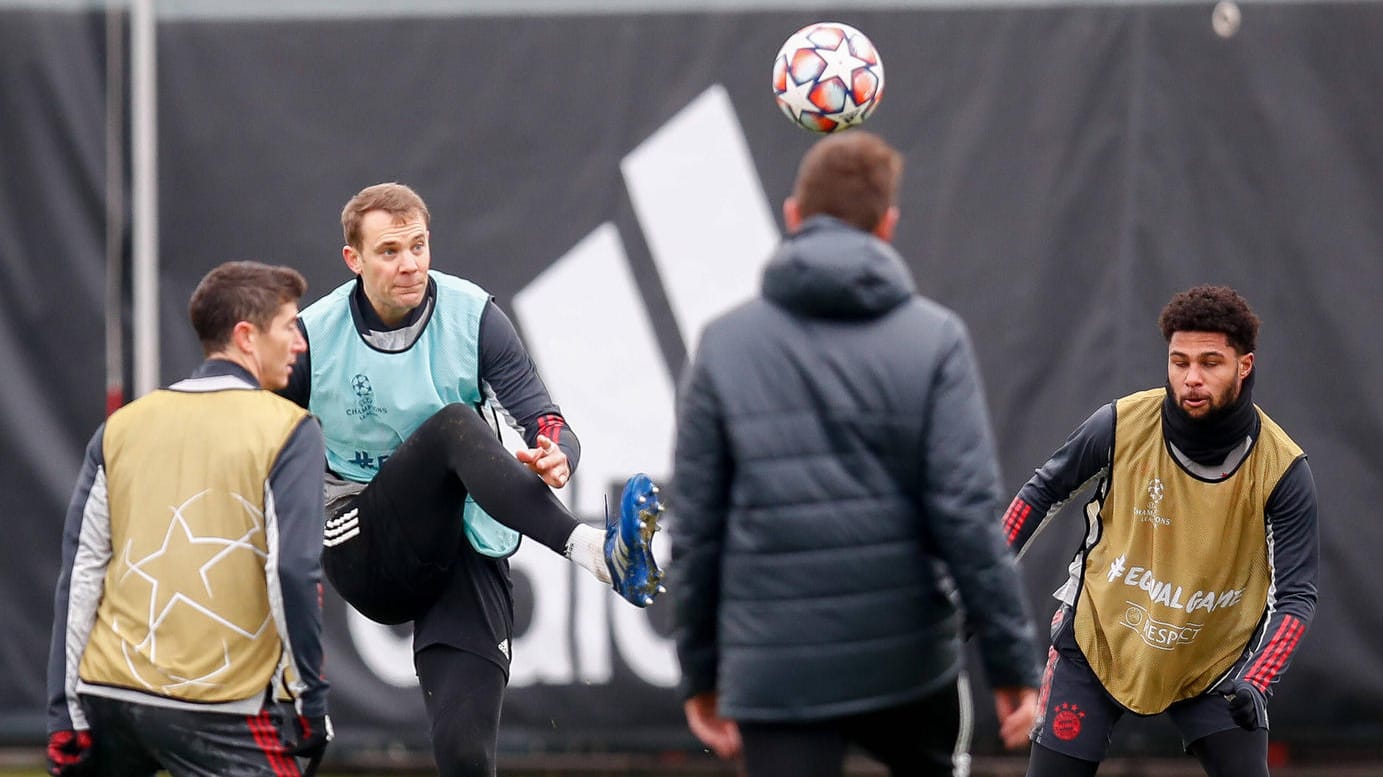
[1161,369,1259,466]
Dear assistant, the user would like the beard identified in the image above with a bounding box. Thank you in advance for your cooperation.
[1176,381,1241,423]
[1161,369,1258,466]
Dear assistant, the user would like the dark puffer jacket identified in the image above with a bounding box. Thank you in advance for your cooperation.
[671,216,1040,721]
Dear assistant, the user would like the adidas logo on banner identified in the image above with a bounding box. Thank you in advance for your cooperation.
[512,84,779,516]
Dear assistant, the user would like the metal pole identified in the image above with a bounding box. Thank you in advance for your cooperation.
[131,0,159,396]
[105,2,126,416]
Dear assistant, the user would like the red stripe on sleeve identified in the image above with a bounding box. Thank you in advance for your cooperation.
[1270,618,1306,676]
[1245,615,1304,692]
[1002,498,1033,545]
[1267,617,1305,681]
[538,413,563,445]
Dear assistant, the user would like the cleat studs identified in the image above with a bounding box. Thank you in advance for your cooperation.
[637,495,647,504]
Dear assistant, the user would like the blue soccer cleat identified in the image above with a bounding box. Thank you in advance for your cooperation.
[605,473,666,608]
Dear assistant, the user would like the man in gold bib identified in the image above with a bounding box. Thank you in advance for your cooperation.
[1002,286,1317,777]
[47,262,331,776]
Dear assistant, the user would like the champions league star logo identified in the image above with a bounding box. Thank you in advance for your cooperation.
[347,373,386,419]
[1135,477,1171,527]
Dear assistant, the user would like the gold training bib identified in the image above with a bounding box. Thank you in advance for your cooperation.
[1073,389,1301,714]
[80,389,308,705]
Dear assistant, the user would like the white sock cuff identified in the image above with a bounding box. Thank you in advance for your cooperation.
[565,523,610,584]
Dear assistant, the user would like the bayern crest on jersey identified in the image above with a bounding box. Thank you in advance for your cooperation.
[772,22,885,133]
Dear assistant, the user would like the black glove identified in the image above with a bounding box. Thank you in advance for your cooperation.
[1216,679,1267,731]
[289,713,333,761]
[46,729,94,777]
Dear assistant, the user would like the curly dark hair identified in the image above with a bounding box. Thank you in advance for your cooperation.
[1157,285,1260,354]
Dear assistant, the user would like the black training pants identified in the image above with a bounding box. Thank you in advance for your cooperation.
[737,678,969,777]
[323,403,579,624]
[80,695,307,777]
[416,645,508,777]
[1026,728,1270,777]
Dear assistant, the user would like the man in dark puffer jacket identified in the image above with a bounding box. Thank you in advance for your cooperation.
[671,130,1041,777]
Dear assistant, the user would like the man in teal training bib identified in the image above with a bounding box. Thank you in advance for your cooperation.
[280,182,662,777]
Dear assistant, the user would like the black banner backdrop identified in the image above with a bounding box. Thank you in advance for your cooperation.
[0,9,110,742]
[3,2,1382,762]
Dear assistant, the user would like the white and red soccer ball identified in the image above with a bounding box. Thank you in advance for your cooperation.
[772,22,885,133]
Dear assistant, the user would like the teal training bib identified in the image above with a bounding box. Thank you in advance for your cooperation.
[300,272,520,557]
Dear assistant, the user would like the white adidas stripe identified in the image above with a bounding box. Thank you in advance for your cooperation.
[324,508,361,547]
[512,85,775,517]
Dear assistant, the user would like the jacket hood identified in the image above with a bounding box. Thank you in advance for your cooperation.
[761,215,915,319]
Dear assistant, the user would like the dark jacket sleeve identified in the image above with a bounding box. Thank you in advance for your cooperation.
[47,427,109,733]
[1228,457,1318,699]
[477,300,581,470]
[1003,403,1115,556]
[920,317,1042,689]
[669,351,732,700]
[268,416,330,716]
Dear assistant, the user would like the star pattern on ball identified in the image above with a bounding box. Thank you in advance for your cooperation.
[832,88,871,127]
[772,22,884,133]
[776,68,821,124]
[815,38,871,89]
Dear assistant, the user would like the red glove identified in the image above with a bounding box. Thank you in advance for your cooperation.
[46,730,93,776]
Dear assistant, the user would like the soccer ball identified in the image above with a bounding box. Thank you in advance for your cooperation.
[772,22,885,133]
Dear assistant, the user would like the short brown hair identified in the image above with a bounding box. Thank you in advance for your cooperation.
[1158,284,1260,354]
[341,182,431,250]
[792,130,902,232]
[188,261,307,355]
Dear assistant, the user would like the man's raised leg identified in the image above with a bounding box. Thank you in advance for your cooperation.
[366,403,664,606]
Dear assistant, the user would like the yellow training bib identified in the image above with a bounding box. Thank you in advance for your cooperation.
[1073,389,1301,714]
